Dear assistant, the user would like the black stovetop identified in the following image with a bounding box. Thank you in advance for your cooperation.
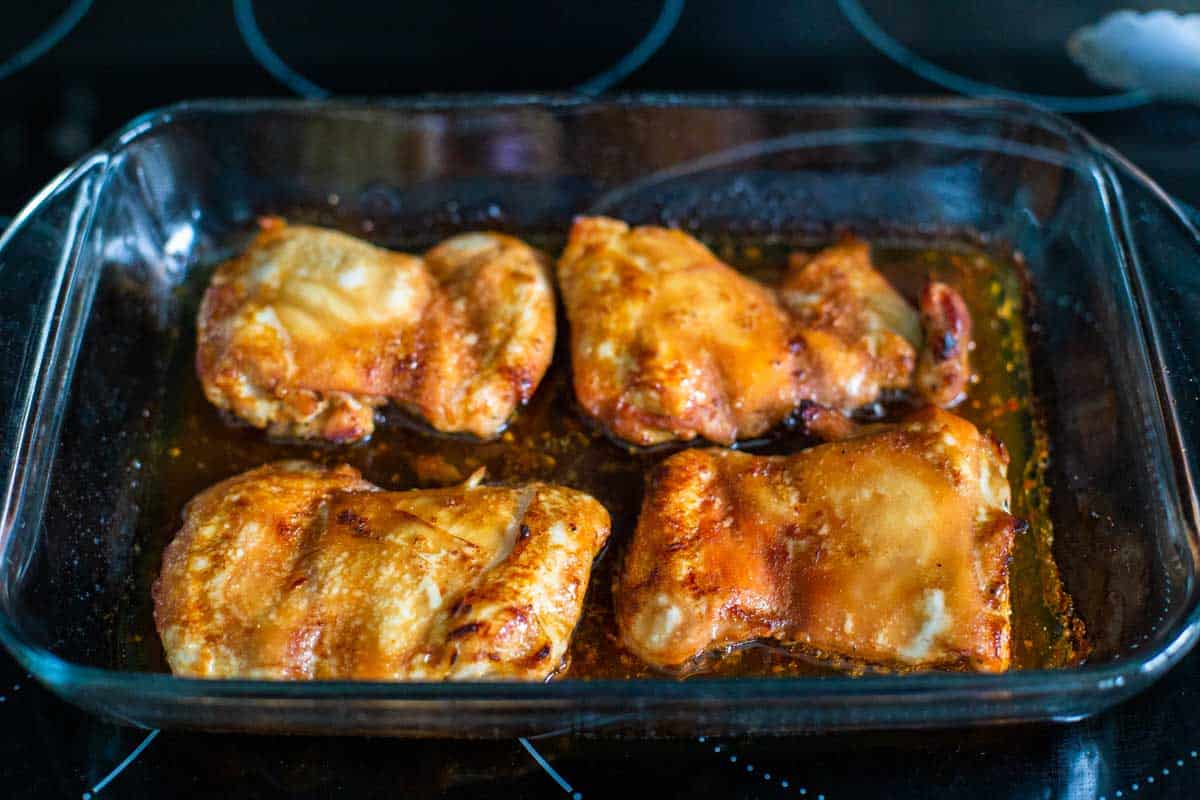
[3,2,1200,798]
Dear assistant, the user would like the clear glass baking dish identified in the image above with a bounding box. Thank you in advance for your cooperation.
[0,96,1198,736]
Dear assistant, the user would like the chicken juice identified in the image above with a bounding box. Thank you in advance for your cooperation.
[122,226,1084,678]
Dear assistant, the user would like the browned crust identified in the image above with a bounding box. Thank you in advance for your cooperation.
[557,217,975,447]
[196,221,556,442]
[616,408,1016,673]
[153,462,610,681]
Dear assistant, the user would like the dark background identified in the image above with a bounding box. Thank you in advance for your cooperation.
[3,1,1200,798]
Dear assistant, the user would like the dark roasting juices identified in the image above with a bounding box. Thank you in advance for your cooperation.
[123,224,1084,679]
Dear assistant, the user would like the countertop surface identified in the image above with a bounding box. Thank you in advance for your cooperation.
[2,2,1200,797]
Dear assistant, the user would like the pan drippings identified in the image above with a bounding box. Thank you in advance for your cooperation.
[124,227,1083,679]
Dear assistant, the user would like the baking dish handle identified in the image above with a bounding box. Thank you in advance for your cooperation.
[1104,151,1200,528]
[0,156,106,557]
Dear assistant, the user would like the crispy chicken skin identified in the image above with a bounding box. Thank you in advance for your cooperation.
[914,280,974,407]
[615,407,1017,673]
[557,216,799,447]
[197,220,555,443]
[557,217,972,446]
[152,462,610,680]
[781,237,922,409]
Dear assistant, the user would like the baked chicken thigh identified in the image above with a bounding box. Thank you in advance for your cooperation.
[557,216,971,446]
[198,220,556,443]
[153,462,610,680]
[615,407,1017,673]
[781,237,971,411]
[558,216,798,447]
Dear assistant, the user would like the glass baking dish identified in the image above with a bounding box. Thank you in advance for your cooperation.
[1,96,1198,736]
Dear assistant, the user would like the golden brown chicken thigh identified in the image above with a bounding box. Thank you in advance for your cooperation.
[557,217,972,446]
[781,237,972,409]
[615,407,1017,673]
[197,220,555,443]
[557,216,799,446]
[153,462,610,680]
